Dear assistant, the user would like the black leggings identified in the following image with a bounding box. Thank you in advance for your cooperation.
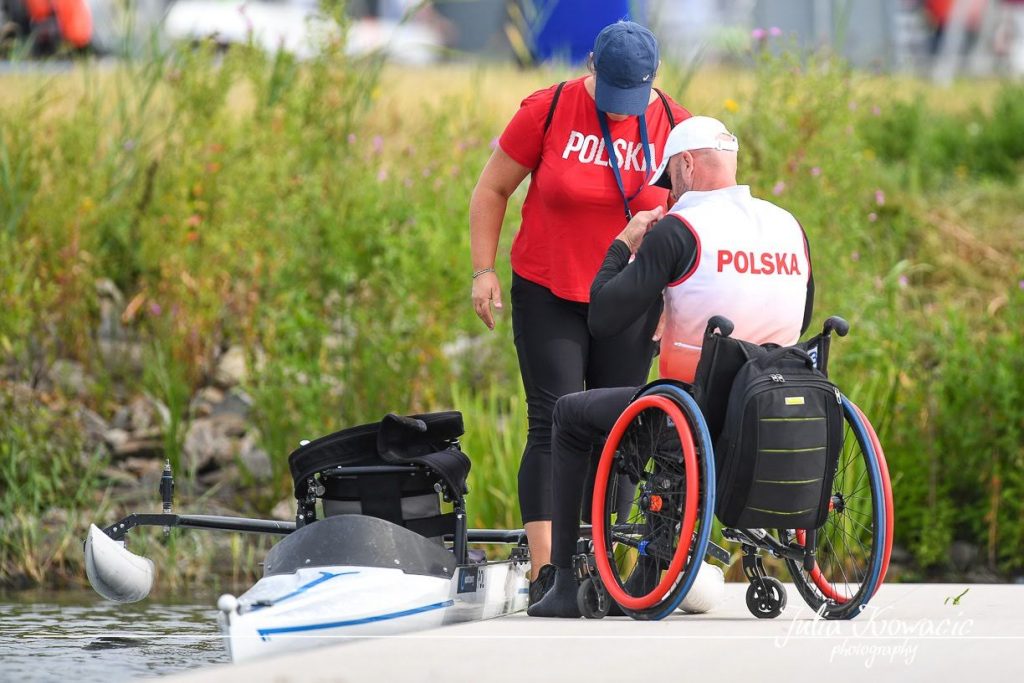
[549,386,637,567]
[510,272,660,524]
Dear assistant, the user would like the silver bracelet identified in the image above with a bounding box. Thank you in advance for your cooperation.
[472,267,495,279]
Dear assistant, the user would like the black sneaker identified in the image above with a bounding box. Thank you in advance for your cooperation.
[528,564,557,606]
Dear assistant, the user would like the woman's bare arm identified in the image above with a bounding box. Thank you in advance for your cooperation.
[470,147,532,330]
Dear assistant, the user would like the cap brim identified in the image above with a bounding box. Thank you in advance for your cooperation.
[595,76,652,116]
[649,158,671,189]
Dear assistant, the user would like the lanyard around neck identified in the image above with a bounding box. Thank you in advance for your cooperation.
[597,108,652,220]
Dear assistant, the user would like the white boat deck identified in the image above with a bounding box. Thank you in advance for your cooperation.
[165,583,1024,682]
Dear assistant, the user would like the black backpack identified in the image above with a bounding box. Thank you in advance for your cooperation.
[713,345,843,529]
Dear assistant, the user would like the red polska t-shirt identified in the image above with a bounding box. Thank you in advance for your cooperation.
[499,77,690,302]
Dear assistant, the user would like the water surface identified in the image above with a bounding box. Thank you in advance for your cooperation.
[0,590,228,682]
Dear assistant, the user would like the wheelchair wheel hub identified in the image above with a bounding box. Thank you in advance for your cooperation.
[638,492,664,513]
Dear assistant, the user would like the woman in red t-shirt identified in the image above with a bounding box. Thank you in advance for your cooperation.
[469,21,690,590]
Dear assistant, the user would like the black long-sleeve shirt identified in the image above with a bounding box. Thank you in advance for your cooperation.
[589,215,815,338]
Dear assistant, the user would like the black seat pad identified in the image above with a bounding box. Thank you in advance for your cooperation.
[288,411,468,499]
[377,412,464,461]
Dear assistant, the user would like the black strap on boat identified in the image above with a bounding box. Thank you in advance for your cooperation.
[396,449,471,498]
[357,475,405,527]
[406,513,457,539]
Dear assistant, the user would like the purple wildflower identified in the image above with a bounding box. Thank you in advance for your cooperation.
[376,168,388,182]
[751,27,766,40]
[347,133,357,144]
[372,135,384,154]
[769,26,783,37]
[149,302,162,316]
[772,181,785,196]
[238,4,254,35]
[810,166,822,177]
[868,212,878,222]
[898,275,908,288]
[875,189,886,206]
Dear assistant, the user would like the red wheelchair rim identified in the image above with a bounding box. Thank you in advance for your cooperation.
[796,403,894,602]
[853,402,894,594]
[591,394,699,611]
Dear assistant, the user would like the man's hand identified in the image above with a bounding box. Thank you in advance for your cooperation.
[615,206,665,253]
[472,270,503,330]
[652,310,666,342]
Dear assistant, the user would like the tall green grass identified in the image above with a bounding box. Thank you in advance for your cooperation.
[0,28,1022,588]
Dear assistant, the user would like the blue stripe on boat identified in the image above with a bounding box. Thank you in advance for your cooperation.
[257,600,455,640]
[250,570,360,611]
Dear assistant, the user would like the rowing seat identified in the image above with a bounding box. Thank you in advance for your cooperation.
[287,411,470,544]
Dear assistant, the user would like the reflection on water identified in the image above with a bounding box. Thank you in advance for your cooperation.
[0,591,229,682]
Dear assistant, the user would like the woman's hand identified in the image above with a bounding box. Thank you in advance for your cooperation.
[472,270,504,330]
[470,148,530,332]
[615,206,665,253]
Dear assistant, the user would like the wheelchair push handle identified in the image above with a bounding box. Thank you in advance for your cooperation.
[705,315,735,338]
[822,316,850,338]
[705,315,847,342]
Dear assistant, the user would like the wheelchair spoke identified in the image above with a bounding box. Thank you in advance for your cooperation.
[843,506,873,519]
[831,520,866,584]
[839,511,874,538]
[823,532,853,598]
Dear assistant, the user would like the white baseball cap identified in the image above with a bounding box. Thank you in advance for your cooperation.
[649,116,739,189]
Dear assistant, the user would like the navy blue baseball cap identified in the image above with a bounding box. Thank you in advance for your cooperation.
[592,21,659,116]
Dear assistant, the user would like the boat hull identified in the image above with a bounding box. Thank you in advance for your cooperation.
[221,561,528,662]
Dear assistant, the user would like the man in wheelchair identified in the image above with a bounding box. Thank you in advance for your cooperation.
[529,116,816,618]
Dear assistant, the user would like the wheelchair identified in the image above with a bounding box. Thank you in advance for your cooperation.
[574,315,895,621]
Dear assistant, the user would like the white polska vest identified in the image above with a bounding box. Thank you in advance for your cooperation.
[660,185,810,382]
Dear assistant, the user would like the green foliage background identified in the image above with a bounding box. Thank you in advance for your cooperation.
[1,32,1022,587]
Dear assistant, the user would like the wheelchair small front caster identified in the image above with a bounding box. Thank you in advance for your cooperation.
[746,576,787,619]
[577,576,611,619]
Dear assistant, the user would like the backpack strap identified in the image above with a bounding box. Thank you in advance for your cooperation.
[654,87,676,127]
[761,346,816,370]
[545,82,672,135]
[543,81,567,135]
